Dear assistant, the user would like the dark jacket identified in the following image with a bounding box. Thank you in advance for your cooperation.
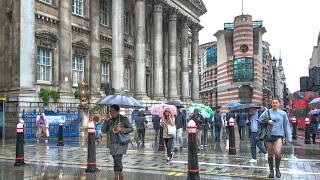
[236,112,248,127]
[213,113,223,126]
[256,110,273,141]
[105,114,133,155]
[175,111,185,129]
[189,113,205,130]
[135,111,148,130]
[310,115,320,134]
[152,115,161,131]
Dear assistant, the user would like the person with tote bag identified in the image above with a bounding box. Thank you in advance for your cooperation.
[160,109,176,164]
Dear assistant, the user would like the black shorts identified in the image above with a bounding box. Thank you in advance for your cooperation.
[265,135,283,142]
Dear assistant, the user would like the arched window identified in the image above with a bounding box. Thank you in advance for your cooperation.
[239,85,253,104]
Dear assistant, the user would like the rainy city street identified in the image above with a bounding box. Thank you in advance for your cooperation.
[0,129,320,180]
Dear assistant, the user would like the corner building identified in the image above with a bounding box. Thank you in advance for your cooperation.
[200,15,273,111]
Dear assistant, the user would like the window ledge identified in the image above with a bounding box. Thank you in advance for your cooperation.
[35,81,53,86]
[100,23,110,28]
[38,0,58,9]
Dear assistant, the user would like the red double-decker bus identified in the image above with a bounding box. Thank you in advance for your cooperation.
[290,91,319,129]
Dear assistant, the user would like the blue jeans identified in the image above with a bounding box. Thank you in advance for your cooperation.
[95,123,102,139]
[250,132,267,159]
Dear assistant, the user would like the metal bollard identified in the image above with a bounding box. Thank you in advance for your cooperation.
[291,117,297,139]
[14,122,25,166]
[86,121,97,172]
[187,120,200,180]
[304,118,311,144]
[57,122,64,146]
[158,126,165,151]
[228,118,236,155]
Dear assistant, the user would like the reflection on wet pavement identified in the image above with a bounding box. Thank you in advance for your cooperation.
[0,130,319,179]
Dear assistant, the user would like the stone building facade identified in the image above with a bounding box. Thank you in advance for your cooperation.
[0,0,206,138]
[0,0,207,103]
[199,15,274,111]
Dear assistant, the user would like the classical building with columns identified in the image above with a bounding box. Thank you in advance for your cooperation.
[0,0,206,104]
[199,14,275,111]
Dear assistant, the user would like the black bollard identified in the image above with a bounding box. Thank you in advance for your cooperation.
[158,126,165,151]
[228,118,236,155]
[86,122,97,172]
[291,117,297,139]
[14,122,25,166]
[304,118,311,144]
[57,123,64,146]
[187,120,200,180]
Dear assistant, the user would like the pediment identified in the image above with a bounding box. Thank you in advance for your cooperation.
[35,30,58,41]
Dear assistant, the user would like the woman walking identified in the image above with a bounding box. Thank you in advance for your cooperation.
[135,110,148,148]
[160,109,176,163]
[104,105,133,180]
[259,98,291,178]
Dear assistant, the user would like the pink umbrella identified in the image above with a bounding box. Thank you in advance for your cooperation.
[150,104,177,117]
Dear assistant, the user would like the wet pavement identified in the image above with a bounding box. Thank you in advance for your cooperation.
[0,130,320,179]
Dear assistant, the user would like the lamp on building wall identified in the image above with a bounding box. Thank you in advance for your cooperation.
[272,57,277,98]
[78,80,89,109]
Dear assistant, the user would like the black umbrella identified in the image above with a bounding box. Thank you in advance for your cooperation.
[166,101,184,108]
[231,103,260,112]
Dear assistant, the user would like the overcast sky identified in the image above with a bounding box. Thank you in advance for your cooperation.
[199,0,320,93]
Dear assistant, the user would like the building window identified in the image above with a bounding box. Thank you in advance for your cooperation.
[72,56,84,86]
[72,0,84,16]
[233,57,254,82]
[203,44,217,69]
[101,62,110,85]
[239,85,253,104]
[41,0,52,4]
[124,11,130,34]
[37,47,52,82]
[124,66,131,90]
[100,0,109,25]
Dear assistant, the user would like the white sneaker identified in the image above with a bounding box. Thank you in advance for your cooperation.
[249,159,257,163]
[265,153,268,160]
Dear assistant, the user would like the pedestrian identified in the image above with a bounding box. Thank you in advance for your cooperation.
[152,115,161,144]
[248,108,267,163]
[213,110,224,142]
[236,112,247,140]
[135,110,148,148]
[36,113,49,144]
[310,114,320,144]
[259,97,292,178]
[160,109,176,163]
[103,105,133,180]
[202,116,210,149]
[173,107,186,152]
[90,111,103,142]
[189,109,204,149]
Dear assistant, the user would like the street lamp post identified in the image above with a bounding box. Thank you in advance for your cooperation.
[272,57,277,98]
[79,80,89,146]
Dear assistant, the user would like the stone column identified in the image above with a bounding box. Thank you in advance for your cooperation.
[181,21,190,101]
[112,0,124,93]
[168,12,178,100]
[59,0,72,94]
[134,0,147,98]
[20,0,35,89]
[90,0,101,99]
[191,26,200,102]
[153,2,164,99]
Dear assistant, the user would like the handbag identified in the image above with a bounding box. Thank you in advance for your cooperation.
[118,133,131,145]
[167,124,176,137]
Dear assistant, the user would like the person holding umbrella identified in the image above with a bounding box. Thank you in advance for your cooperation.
[103,105,133,180]
[259,97,291,178]
[160,109,176,163]
[189,109,205,150]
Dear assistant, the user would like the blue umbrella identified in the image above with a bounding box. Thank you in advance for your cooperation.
[226,102,241,108]
[308,109,320,115]
[96,94,143,108]
[231,103,260,112]
[309,98,320,105]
